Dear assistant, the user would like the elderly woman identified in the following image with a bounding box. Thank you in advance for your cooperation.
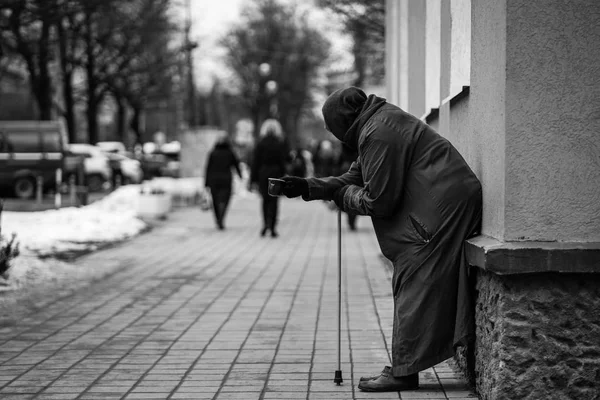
[250,119,289,238]
[280,87,482,392]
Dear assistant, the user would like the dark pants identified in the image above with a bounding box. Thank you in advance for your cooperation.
[211,187,232,229]
[261,194,279,232]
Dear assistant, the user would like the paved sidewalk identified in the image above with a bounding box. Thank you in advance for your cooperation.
[0,195,478,400]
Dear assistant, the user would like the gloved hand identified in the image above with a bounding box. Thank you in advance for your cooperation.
[281,176,309,198]
[333,186,350,210]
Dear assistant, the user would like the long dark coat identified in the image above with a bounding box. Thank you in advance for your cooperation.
[251,134,288,197]
[205,142,241,190]
[305,87,482,376]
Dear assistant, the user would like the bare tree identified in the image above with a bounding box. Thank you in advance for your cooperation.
[319,0,385,87]
[221,0,330,144]
[0,0,58,120]
[101,0,180,143]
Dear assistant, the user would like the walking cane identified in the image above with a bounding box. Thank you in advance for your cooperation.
[334,208,344,385]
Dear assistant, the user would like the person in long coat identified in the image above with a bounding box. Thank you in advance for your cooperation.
[280,87,482,392]
[250,119,288,238]
[204,134,242,230]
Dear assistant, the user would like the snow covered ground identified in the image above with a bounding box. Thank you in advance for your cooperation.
[3,185,148,258]
[0,177,253,295]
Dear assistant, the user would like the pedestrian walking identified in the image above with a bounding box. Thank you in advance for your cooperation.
[288,148,308,178]
[204,134,242,230]
[250,119,289,238]
[279,87,482,392]
[312,139,336,178]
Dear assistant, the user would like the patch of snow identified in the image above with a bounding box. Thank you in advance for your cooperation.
[3,185,147,257]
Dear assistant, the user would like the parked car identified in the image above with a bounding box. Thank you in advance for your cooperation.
[67,144,112,192]
[105,152,143,184]
[159,141,181,178]
[0,121,67,199]
[96,141,126,154]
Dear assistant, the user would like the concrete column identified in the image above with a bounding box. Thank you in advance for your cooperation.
[503,0,600,241]
[470,0,507,240]
[398,0,409,109]
[450,0,471,96]
[439,0,452,101]
[425,0,441,114]
[473,0,600,242]
[407,0,426,118]
[385,0,401,105]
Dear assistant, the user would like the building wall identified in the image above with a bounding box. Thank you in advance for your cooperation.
[424,0,441,114]
[407,0,426,118]
[503,0,600,242]
[449,0,471,97]
[386,1,600,399]
[470,0,507,240]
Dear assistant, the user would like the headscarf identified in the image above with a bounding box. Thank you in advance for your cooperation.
[322,86,387,150]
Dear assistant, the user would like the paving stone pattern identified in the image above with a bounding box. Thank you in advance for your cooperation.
[0,196,478,399]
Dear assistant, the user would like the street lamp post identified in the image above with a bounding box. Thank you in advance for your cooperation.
[184,0,198,127]
[266,80,278,118]
[258,62,278,119]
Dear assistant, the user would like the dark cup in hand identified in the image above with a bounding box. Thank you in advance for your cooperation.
[268,178,286,197]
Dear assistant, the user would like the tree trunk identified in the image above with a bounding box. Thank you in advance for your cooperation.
[57,18,76,143]
[129,105,142,144]
[351,21,367,88]
[115,94,127,142]
[23,19,53,120]
[84,9,98,144]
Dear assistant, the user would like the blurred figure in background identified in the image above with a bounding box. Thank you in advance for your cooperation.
[288,148,308,178]
[250,119,288,238]
[205,133,242,230]
[313,139,336,178]
[337,144,359,230]
[301,149,315,177]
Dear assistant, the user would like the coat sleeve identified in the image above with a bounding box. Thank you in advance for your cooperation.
[342,122,411,217]
[303,160,363,201]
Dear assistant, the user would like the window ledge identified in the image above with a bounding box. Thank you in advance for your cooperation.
[421,85,470,122]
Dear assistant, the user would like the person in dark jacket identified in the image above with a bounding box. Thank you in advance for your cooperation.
[279,87,482,392]
[204,134,242,230]
[250,119,288,238]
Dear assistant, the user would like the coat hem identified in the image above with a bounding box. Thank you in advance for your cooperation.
[391,347,454,377]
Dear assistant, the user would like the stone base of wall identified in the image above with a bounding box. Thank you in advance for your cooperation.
[455,270,600,400]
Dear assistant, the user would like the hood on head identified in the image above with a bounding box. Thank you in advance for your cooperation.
[322,87,367,142]
[322,87,386,150]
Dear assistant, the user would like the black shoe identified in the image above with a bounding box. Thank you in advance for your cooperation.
[359,366,391,382]
[271,230,279,238]
[358,372,419,392]
[260,228,267,237]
